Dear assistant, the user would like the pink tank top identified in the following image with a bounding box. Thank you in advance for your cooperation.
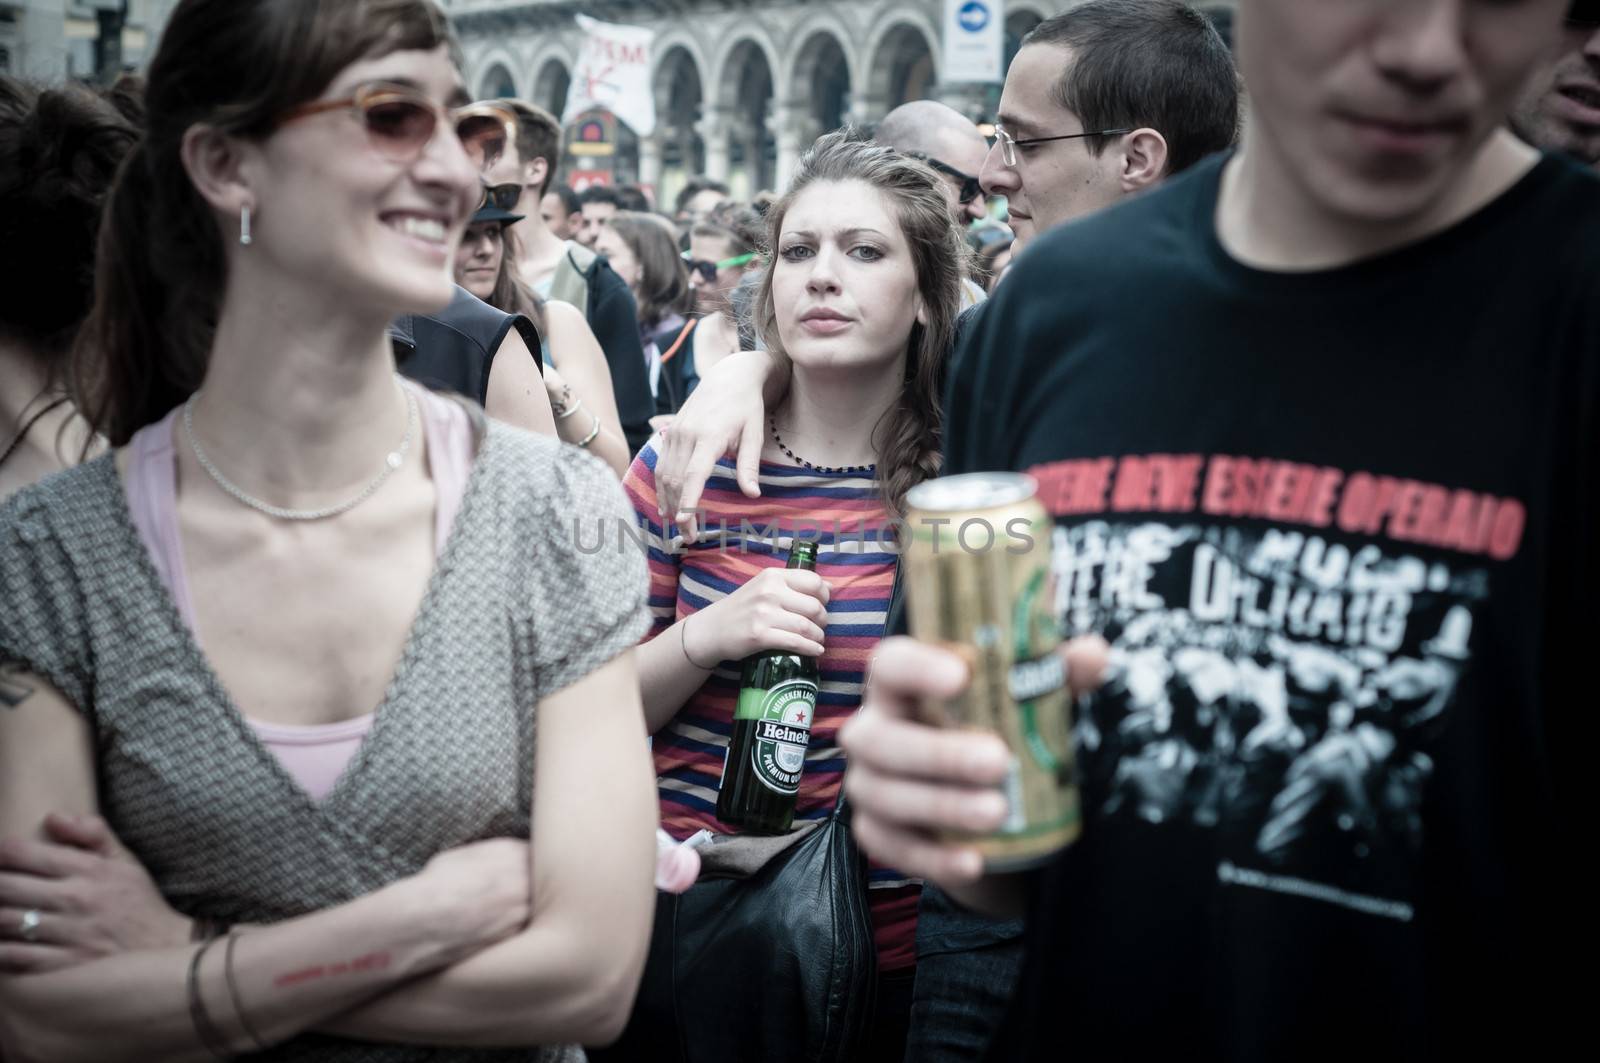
[123,380,475,801]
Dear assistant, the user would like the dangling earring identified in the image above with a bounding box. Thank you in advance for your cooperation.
[239,205,253,246]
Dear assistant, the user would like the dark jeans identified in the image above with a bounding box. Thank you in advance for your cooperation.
[903,885,1025,1063]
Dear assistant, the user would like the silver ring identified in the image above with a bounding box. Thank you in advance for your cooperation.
[18,908,42,942]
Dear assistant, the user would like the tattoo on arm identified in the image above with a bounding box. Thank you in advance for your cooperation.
[0,661,35,710]
[272,951,392,989]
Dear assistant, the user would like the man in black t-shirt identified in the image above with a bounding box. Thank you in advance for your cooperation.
[840,2,1596,1061]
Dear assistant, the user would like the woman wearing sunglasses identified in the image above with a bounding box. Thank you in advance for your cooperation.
[0,2,655,1059]
[615,132,967,1060]
[681,205,765,386]
[455,187,632,476]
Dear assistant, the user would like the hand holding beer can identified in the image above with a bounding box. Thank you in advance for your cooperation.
[903,473,1081,871]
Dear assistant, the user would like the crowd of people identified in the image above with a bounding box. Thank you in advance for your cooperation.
[0,0,1594,1061]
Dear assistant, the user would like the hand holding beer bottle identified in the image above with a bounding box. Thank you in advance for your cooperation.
[684,561,831,664]
[716,541,826,834]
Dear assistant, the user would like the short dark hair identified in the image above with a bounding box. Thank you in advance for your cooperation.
[614,183,651,212]
[674,175,730,215]
[546,181,580,215]
[503,99,561,196]
[1023,0,1238,176]
[578,184,622,209]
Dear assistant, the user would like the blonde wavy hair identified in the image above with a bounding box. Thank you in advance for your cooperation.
[753,130,968,515]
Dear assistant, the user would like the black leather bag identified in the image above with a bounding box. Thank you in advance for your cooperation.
[599,798,877,1063]
[594,567,902,1063]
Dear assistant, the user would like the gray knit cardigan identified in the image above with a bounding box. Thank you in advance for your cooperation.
[0,422,650,1061]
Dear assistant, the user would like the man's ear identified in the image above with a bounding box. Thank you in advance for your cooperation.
[526,155,550,197]
[179,124,258,220]
[1119,128,1169,194]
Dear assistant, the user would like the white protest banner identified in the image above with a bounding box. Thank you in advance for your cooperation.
[942,0,1004,84]
[563,15,656,136]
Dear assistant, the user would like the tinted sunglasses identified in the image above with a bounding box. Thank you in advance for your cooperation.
[681,250,756,282]
[481,182,522,211]
[278,84,515,171]
[907,152,983,204]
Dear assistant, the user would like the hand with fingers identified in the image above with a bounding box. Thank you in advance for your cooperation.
[654,350,785,543]
[840,635,1110,902]
[0,812,191,974]
[685,567,832,667]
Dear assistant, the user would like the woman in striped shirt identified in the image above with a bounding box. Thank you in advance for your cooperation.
[621,131,968,1058]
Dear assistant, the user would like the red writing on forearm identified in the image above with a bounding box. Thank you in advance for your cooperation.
[272,950,392,989]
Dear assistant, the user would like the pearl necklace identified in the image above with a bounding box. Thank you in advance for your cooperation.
[183,385,416,522]
[768,414,877,476]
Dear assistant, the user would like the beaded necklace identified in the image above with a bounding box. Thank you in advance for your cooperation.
[768,414,877,476]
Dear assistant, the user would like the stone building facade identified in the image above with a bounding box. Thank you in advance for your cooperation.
[1,0,178,81]
[5,1,1234,206]
[445,0,1234,203]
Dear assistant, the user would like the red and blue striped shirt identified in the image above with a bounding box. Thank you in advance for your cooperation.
[622,440,919,971]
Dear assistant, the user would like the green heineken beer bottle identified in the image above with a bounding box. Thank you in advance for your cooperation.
[717,539,822,834]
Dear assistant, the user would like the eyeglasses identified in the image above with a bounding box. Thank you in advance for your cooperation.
[480,182,522,212]
[681,250,756,283]
[278,84,516,171]
[906,152,983,204]
[993,123,1134,167]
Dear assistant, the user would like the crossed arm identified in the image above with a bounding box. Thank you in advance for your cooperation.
[0,653,657,1060]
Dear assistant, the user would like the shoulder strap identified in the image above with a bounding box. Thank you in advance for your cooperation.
[548,244,595,311]
[659,317,698,365]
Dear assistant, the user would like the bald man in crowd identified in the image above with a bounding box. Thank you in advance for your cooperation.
[873,99,994,304]
[874,99,992,225]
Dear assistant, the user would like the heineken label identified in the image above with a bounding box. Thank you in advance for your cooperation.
[734,678,817,796]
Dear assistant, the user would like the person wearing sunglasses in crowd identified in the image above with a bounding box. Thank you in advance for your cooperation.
[454,186,632,475]
[609,131,967,1061]
[681,204,765,389]
[391,177,555,440]
[0,2,657,1059]
[0,75,139,503]
[872,100,993,308]
[486,100,656,454]
[591,211,696,419]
